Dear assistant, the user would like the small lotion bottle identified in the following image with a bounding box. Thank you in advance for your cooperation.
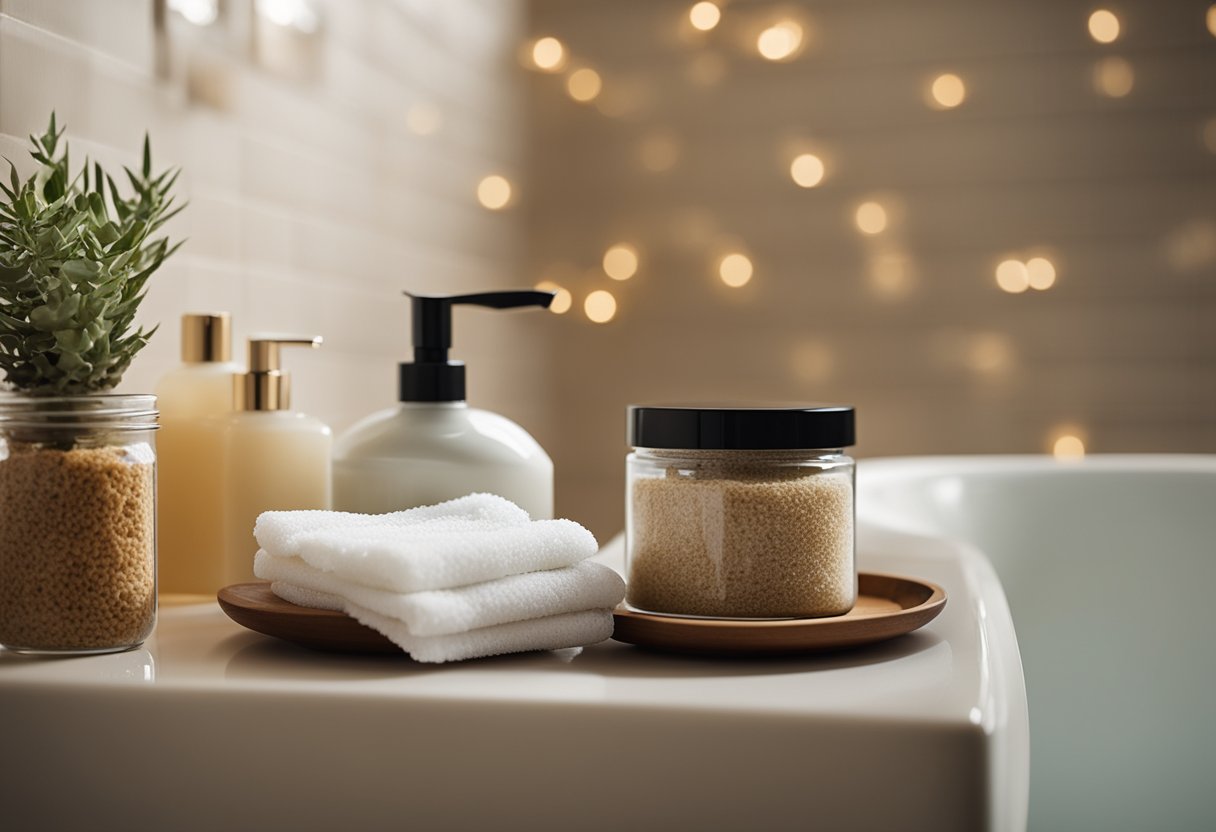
[156,313,241,595]
[333,290,554,519]
[222,336,331,583]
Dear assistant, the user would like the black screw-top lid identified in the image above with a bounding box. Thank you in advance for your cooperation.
[629,404,855,450]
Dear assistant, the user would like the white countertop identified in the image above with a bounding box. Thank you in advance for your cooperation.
[0,530,1027,832]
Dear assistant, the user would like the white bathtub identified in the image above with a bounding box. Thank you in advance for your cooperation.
[857,455,1216,832]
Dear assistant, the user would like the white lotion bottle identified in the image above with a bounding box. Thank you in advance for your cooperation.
[333,290,554,519]
[156,313,241,595]
[223,336,331,584]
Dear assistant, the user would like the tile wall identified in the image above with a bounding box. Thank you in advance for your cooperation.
[526,0,1216,539]
[0,0,549,443]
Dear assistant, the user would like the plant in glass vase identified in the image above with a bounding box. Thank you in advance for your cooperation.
[0,114,182,654]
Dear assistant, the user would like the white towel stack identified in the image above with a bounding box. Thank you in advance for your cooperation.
[252,493,624,663]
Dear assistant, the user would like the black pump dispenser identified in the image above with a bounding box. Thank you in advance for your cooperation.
[399,290,555,402]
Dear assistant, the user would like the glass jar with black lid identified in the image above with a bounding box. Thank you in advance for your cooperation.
[626,404,855,619]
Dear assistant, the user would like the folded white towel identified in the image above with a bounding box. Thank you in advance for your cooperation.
[255,551,624,637]
[272,582,615,664]
[254,493,530,560]
[255,499,598,594]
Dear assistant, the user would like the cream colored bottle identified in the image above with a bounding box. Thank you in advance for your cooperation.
[333,291,555,519]
[222,336,331,584]
[156,314,241,596]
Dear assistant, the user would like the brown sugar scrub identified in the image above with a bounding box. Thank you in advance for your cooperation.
[625,405,856,619]
[0,443,156,652]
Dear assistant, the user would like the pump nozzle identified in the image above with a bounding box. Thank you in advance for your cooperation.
[236,335,323,411]
[400,290,555,402]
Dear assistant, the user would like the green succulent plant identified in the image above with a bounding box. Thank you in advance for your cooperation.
[0,113,182,396]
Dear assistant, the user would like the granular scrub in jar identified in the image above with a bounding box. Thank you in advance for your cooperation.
[625,405,856,619]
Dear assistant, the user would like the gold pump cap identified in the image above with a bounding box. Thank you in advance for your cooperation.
[181,313,231,362]
[234,335,322,412]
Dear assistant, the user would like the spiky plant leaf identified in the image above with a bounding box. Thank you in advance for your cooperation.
[0,114,183,395]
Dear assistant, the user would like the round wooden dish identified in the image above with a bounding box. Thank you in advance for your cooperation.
[218,582,399,654]
[611,572,946,656]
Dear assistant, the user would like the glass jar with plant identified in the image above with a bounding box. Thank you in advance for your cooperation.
[0,114,182,654]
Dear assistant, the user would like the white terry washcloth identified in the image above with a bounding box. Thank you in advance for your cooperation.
[254,497,599,594]
[255,551,625,637]
[272,582,614,664]
[254,493,529,558]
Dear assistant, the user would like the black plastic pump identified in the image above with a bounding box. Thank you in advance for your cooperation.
[399,290,555,402]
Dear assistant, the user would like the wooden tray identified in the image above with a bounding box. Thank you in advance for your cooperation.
[218,582,400,654]
[611,572,946,656]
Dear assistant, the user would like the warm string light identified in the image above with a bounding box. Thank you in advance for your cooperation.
[789,153,825,188]
[1208,4,1216,38]
[476,175,512,210]
[995,259,1029,293]
[995,256,1057,293]
[1093,56,1134,98]
[566,68,602,102]
[1025,257,1056,290]
[929,73,966,109]
[854,202,888,235]
[756,20,803,61]
[531,36,566,72]
[1052,433,1086,460]
[584,290,617,323]
[688,2,721,32]
[534,281,573,314]
[603,244,639,280]
[1087,9,1121,44]
[718,252,753,287]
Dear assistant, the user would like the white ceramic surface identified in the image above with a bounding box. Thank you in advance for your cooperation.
[0,533,1027,832]
[858,454,1216,832]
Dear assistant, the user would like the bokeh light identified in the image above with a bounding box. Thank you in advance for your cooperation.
[584,290,617,323]
[718,253,754,287]
[531,37,566,72]
[1093,56,1134,98]
[1052,433,1087,460]
[1026,256,1057,290]
[1087,9,1121,44]
[405,103,442,136]
[929,73,967,109]
[868,251,914,299]
[566,68,602,102]
[639,131,681,172]
[476,175,512,210]
[967,334,1014,374]
[1209,4,1216,38]
[995,259,1030,293]
[603,244,639,280]
[789,340,834,383]
[757,21,803,61]
[854,202,888,235]
[689,2,721,32]
[534,280,573,314]
[790,153,825,188]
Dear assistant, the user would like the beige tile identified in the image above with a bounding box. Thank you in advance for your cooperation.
[2,0,154,73]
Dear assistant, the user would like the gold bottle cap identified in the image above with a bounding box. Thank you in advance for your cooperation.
[234,335,323,412]
[181,313,232,363]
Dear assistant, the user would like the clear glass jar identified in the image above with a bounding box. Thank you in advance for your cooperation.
[0,394,159,654]
[625,405,856,619]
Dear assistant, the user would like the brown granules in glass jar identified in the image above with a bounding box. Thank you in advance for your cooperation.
[0,444,155,651]
[628,461,854,618]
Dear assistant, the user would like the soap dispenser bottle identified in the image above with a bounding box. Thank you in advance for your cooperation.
[156,313,242,595]
[333,290,555,519]
[223,336,332,583]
